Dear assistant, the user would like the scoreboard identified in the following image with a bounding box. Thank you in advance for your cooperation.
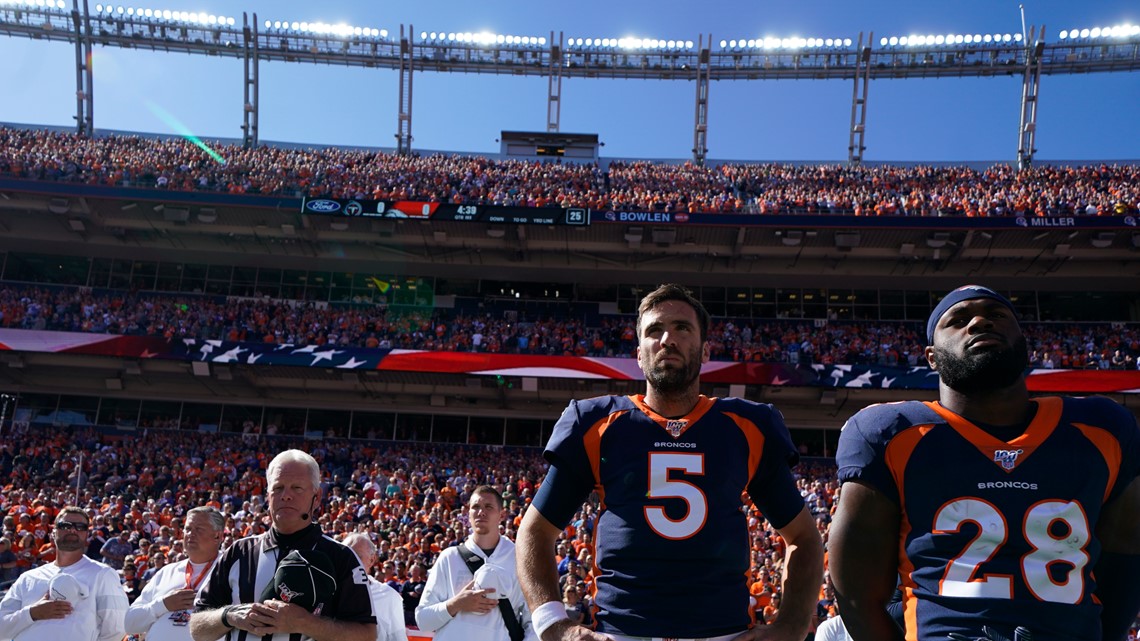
[302,197,590,226]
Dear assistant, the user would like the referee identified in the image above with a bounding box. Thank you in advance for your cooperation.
[190,450,376,641]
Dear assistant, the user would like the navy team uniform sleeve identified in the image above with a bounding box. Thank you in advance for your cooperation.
[532,399,597,527]
[836,408,899,505]
[745,403,806,530]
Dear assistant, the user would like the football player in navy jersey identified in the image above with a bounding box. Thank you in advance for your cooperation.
[517,283,823,641]
[830,285,1140,641]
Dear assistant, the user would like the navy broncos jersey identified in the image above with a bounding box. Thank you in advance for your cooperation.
[536,394,804,639]
[837,396,1140,641]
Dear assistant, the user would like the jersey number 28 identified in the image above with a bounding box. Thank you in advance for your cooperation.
[934,497,1090,604]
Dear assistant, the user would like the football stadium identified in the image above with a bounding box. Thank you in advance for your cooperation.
[0,2,1138,640]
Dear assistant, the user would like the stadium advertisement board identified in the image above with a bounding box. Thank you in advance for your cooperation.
[597,210,1140,229]
[300,197,591,226]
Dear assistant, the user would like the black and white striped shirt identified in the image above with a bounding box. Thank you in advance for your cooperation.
[195,524,375,641]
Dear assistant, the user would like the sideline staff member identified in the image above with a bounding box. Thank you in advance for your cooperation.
[125,506,226,641]
[190,449,376,641]
[0,506,129,641]
[417,485,537,641]
[518,283,823,641]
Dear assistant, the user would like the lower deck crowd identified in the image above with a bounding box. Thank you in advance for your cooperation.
[0,426,836,632]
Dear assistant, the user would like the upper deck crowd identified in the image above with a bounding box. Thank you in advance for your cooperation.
[1,126,1137,217]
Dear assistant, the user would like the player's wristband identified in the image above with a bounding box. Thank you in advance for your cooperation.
[220,605,235,629]
[531,600,570,637]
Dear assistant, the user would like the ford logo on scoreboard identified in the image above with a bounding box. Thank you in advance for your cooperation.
[304,199,342,213]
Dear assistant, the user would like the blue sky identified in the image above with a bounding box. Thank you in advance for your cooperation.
[1,0,1137,162]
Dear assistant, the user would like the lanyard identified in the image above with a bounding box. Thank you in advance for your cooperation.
[184,561,211,591]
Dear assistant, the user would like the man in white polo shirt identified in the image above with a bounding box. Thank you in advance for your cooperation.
[0,506,128,641]
[343,533,407,641]
[125,506,225,641]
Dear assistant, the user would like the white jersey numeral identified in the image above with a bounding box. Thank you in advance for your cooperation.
[935,497,1090,604]
[644,452,707,540]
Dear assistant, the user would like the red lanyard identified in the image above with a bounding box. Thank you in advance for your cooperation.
[184,561,210,591]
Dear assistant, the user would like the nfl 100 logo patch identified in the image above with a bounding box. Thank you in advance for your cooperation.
[665,419,687,437]
[993,448,1024,470]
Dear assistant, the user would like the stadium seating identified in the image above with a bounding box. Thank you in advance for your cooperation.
[1,126,1136,216]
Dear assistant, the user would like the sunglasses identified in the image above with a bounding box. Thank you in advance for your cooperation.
[55,522,90,532]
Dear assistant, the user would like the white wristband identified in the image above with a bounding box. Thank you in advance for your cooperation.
[531,600,570,637]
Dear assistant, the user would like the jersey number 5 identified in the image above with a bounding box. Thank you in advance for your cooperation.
[934,497,1090,604]
[645,452,707,540]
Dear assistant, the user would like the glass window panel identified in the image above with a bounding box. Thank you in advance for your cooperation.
[3,253,90,285]
[283,270,308,286]
[307,409,351,439]
[469,416,505,445]
[131,261,157,290]
[233,266,257,284]
[802,288,827,318]
[395,413,431,442]
[55,395,100,426]
[139,400,181,429]
[181,402,223,432]
[97,398,141,427]
[207,264,233,281]
[881,290,905,306]
[89,257,113,288]
[432,415,468,444]
[220,404,263,434]
[351,411,395,440]
[16,392,60,424]
[156,263,183,292]
[505,418,544,447]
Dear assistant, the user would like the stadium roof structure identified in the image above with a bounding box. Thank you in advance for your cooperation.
[1,1,1139,167]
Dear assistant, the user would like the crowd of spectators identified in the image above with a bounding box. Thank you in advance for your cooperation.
[2,126,1138,217]
[1,283,1138,370]
[0,425,836,628]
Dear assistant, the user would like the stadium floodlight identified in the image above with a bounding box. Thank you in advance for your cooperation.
[934,35,945,44]
[983,34,992,42]
[1091,27,1102,38]
[1080,28,1091,38]
[888,36,898,46]
[963,34,973,44]
[1058,30,1068,39]
[1012,33,1021,41]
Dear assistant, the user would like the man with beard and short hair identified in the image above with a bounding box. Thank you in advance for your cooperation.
[0,506,129,641]
[830,285,1140,641]
[517,283,823,641]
